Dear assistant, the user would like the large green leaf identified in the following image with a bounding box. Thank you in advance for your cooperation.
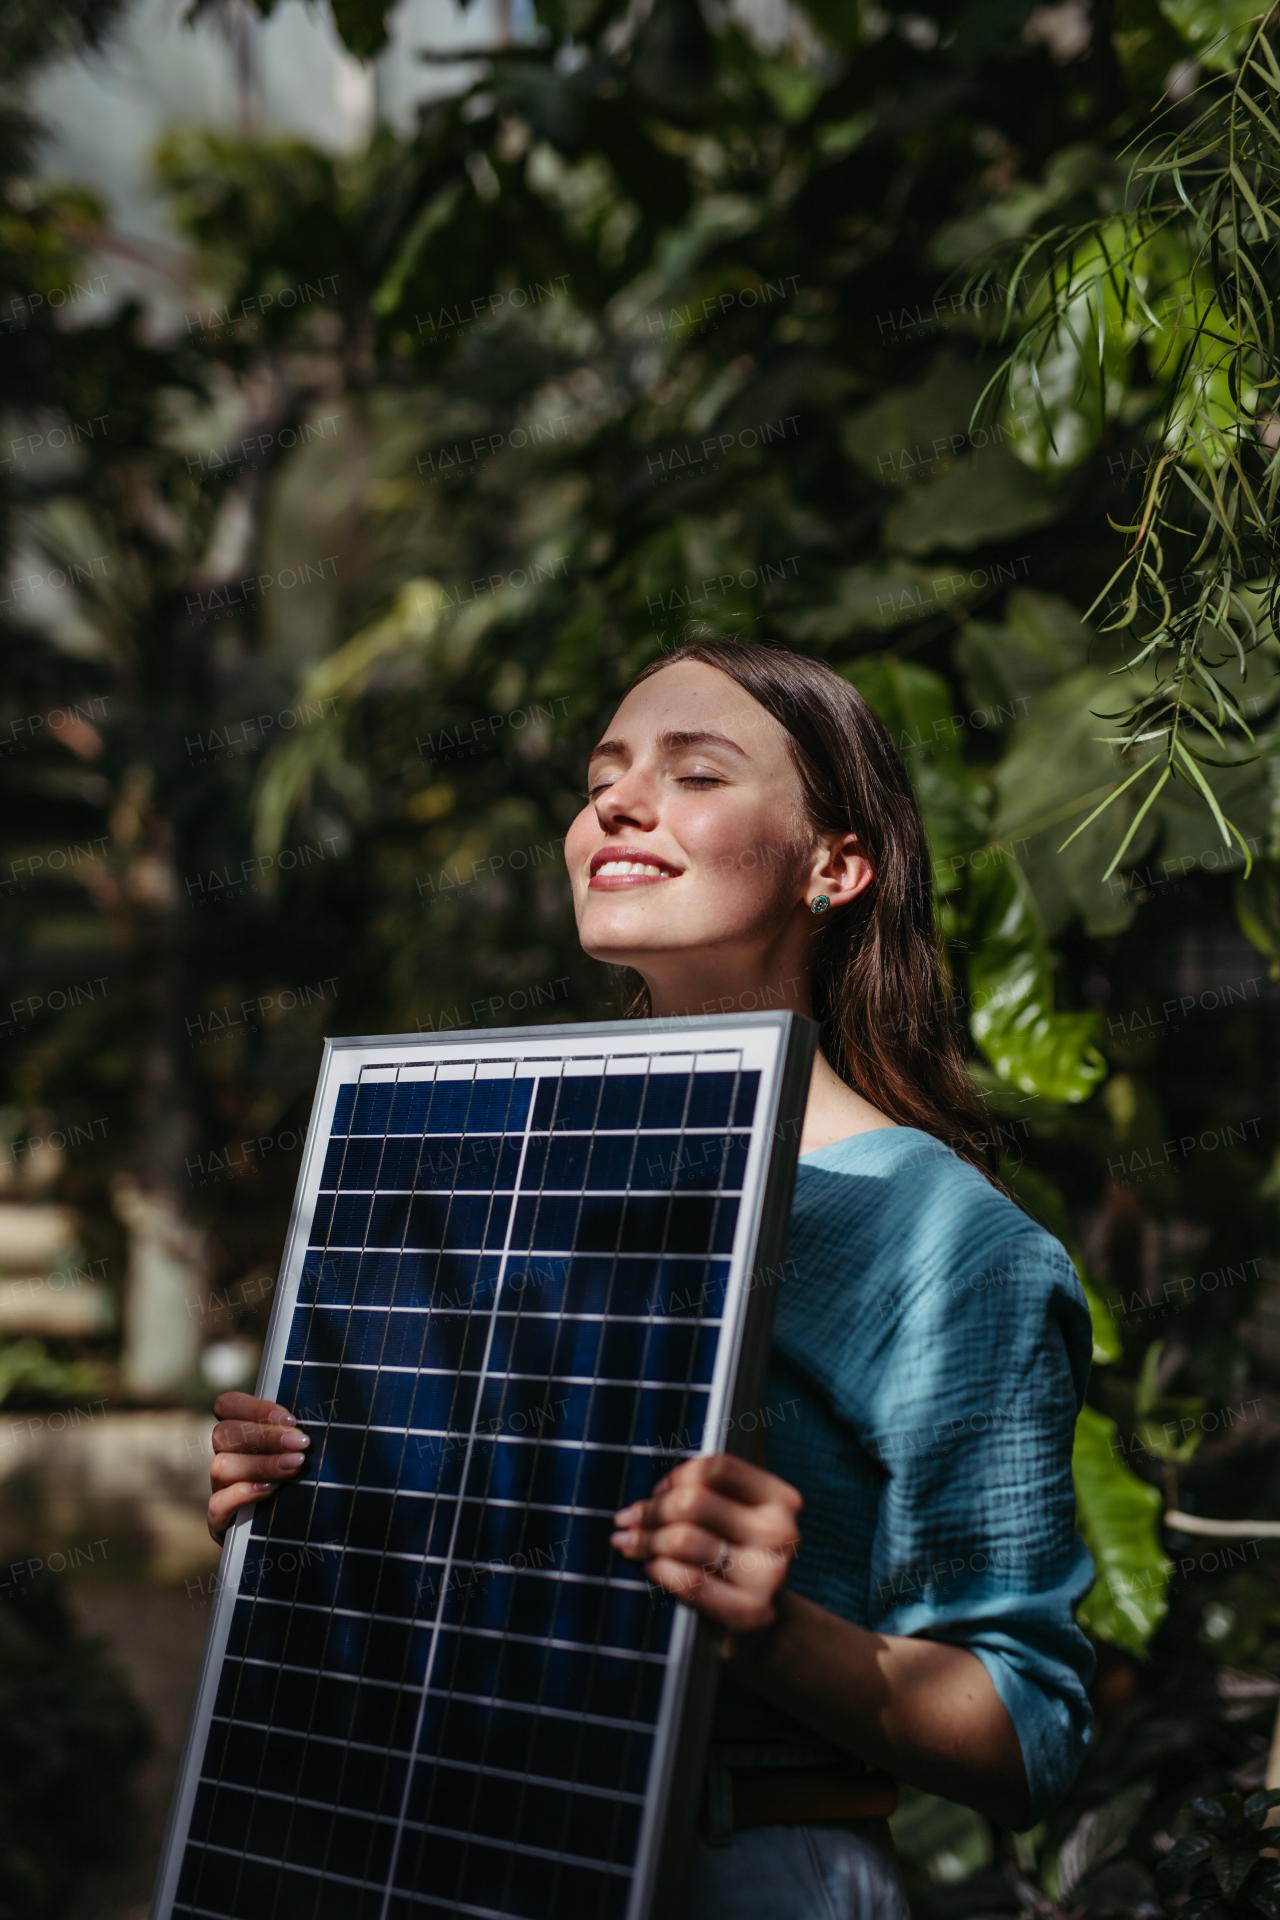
[955,589,1093,723]
[1074,1402,1171,1656]
[841,354,987,486]
[991,669,1151,938]
[778,562,996,640]
[963,858,1108,1100]
[881,444,1070,554]
[841,657,991,879]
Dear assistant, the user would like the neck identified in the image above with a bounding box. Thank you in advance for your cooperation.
[642,962,811,1023]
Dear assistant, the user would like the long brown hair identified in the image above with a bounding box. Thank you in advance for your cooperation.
[625,639,999,1181]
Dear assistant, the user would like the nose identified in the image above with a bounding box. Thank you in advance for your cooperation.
[595,764,658,834]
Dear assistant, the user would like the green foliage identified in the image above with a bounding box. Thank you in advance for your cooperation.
[0,1342,103,1409]
[971,15,1280,879]
[1073,1402,1172,1654]
[1157,1790,1280,1917]
[963,859,1108,1100]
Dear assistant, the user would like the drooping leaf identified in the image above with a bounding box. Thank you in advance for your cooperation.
[881,443,1070,554]
[961,858,1108,1100]
[1073,1402,1171,1656]
[840,657,992,879]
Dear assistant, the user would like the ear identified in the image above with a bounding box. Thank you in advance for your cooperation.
[803,831,873,912]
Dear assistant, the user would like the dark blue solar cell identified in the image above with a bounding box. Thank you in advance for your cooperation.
[219,1666,408,1751]
[352,1082,395,1134]
[316,1423,406,1489]
[307,1193,336,1248]
[420,1693,653,1797]
[633,1131,748,1191]
[407,1369,480,1434]
[365,1137,425,1190]
[533,1075,604,1131]
[309,1193,371,1247]
[475,1377,706,1452]
[366,1193,411,1243]
[304,1250,358,1304]
[484,1314,714,1385]
[586,1135,640,1189]
[290,1307,370,1366]
[330,1083,355,1134]
[421,1079,473,1133]
[403,1192,511,1251]
[735,1070,761,1124]
[429,1622,663,1726]
[595,1074,644,1129]
[466,1076,531,1132]
[496,1255,727,1319]
[685,1070,737,1126]
[521,1133,585,1189]
[573,1195,643,1251]
[422,1252,504,1309]
[392,1824,630,1920]
[326,1253,503,1313]
[640,1074,690,1128]
[319,1546,433,1621]
[281,1800,393,1884]
[388,1079,434,1132]
[509,1193,582,1250]
[418,1134,523,1191]
[175,1843,267,1918]
[404,1761,642,1869]
[448,1499,596,1578]
[247,1544,327,1611]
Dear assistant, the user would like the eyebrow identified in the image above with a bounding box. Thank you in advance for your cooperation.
[587,728,751,764]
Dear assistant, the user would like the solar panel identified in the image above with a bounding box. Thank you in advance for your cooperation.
[153,1011,816,1920]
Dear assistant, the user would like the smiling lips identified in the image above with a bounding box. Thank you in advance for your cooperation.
[588,847,683,889]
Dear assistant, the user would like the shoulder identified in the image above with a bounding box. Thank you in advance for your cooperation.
[781,1127,1091,1398]
[791,1126,1064,1282]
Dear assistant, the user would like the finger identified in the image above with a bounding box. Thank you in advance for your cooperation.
[615,1482,789,1548]
[611,1520,725,1569]
[210,1449,309,1490]
[214,1392,296,1426]
[658,1452,803,1511]
[207,1479,276,1546]
[212,1421,310,1456]
[643,1555,778,1633]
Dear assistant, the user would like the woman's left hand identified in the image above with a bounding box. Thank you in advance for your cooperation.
[611,1453,802,1633]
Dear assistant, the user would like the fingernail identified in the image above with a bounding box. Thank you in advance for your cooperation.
[610,1530,637,1551]
[271,1409,297,1426]
[613,1504,641,1525]
[277,1431,310,1449]
[253,1482,272,1492]
[653,1476,671,1494]
[278,1454,303,1469]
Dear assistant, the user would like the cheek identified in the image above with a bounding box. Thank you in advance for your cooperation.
[685,801,805,895]
[563,807,596,878]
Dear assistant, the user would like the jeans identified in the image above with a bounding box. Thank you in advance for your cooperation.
[680,1819,911,1920]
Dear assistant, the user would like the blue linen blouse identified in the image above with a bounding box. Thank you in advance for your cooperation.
[711,1125,1096,1825]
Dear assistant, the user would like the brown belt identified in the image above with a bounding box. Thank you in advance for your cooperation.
[697,1761,898,1837]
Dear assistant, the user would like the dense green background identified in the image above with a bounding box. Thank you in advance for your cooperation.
[3,0,1280,1908]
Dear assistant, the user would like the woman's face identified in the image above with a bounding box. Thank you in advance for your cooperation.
[564,661,868,1015]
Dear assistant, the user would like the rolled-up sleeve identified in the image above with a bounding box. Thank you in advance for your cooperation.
[854,1235,1096,1822]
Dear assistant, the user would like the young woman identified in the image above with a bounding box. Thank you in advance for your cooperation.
[209,641,1094,1918]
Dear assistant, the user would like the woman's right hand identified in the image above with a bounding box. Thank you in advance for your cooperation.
[207,1391,310,1545]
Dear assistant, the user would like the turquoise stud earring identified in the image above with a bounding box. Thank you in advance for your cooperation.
[810,894,830,914]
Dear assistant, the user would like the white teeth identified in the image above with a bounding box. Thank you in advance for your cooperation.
[596,860,672,878]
